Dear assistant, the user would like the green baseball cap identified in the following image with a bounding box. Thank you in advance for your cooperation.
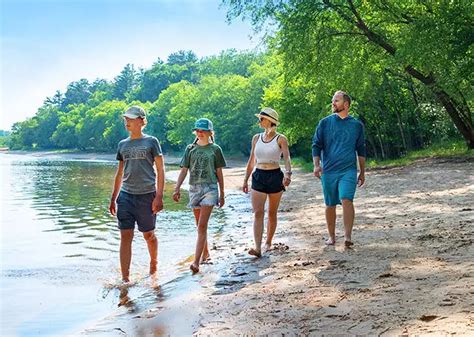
[192,118,214,131]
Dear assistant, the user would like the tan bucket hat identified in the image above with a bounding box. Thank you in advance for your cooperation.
[255,107,280,126]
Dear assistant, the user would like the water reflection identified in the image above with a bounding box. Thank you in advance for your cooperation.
[5,158,192,262]
[0,153,245,336]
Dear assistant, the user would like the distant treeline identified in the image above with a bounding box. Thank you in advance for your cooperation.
[8,1,473,158]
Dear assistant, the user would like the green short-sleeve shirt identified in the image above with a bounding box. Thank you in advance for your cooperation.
[180,143,227,185]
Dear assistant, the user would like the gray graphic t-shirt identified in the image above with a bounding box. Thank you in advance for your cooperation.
[180,143,226,185]
[116,134,163,194]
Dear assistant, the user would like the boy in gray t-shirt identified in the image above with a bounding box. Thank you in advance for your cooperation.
[109,106,165,283]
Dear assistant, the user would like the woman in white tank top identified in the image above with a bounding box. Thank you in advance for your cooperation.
[242,108,292,258]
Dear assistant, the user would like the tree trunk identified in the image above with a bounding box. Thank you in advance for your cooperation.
[386,75,408,153]
[395,109,407,154]
[374,123,386,159]
[366,133,378,159]
[340,0,474,149]
[404,66,474,148]
[406,79,424,148]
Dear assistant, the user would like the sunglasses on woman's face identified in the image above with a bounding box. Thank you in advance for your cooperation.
[259,117,265,122]
[195,129,206,133]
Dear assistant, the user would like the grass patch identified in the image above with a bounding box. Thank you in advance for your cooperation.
[367,140,473,168]
[293,140,473,172]
[291,157,314,172]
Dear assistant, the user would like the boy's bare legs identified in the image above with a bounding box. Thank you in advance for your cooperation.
[264,191,283,251]
[325,206,337,245]
[249,190,267,257]
[143,230,158,275]
[193,209,209,262]
[191,205,214,273]
[341,199,355,246]
[120,229,134,282]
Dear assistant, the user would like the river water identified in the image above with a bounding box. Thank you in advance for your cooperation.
[0,152,249,336]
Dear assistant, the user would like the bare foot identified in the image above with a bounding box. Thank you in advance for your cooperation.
[120,279,133,290]
[344,240,354,247]
[264,243,272,252]
[118,288,130,307]
[190,263,199,274]
[325,238,336,245]
[201,252,210,263]
[201,256,211,264]
[248,248,262,258]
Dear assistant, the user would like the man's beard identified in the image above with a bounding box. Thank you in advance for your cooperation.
[333,107,343,113]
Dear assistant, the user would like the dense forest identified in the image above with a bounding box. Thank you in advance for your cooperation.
[6,1,473,159]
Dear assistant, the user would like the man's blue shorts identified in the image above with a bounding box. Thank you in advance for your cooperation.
[116,191,156,232]
[321,170,357,206]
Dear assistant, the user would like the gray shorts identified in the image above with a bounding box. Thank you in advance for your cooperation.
[116,191,156,232]
[188,183,219,208]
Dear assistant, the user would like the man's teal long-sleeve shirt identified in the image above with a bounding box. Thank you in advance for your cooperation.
[312,113,366,173]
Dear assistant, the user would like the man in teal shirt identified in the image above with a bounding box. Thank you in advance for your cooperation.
[312,91,366,247]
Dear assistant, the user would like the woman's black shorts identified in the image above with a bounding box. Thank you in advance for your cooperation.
[251,168,285,194]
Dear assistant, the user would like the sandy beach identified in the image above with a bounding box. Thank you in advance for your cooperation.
[194,157,474,336]
[80,156,473,336]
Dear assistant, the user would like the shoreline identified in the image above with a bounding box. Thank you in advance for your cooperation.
[2,150,248,168]
[77,162,251,336]
[81,156,473,335]
[7,151,471,335]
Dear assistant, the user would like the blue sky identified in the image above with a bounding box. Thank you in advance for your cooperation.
[0,0,260,130]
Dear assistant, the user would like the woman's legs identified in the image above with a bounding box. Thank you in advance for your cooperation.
[249,190,267,256]
[193,208,210,261]
[264,191,283,251]
[191,205,214,272]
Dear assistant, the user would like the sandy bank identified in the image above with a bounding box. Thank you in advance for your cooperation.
[195,157,473,335]
[79,157,473,336]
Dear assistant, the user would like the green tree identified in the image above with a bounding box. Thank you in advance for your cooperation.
[167,50,198,65]
[34,106,60,148]
[61,79,92,110]
[44,90,64,107]
[147,84,183,152]
[51,104,87,148]
[162,81,200,146]
[8,118,38,149]
[165,75,264,154]
[75,101,130,150]
[113,64,138,100]
[133,59,199,103]
[223,0,474,148]
[199,49,262,77]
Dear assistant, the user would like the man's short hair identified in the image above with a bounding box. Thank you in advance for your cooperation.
[335,90,351,106]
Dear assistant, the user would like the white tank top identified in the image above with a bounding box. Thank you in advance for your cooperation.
[255,133,281,164]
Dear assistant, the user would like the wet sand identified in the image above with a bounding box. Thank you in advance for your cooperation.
[82,157,473,335]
